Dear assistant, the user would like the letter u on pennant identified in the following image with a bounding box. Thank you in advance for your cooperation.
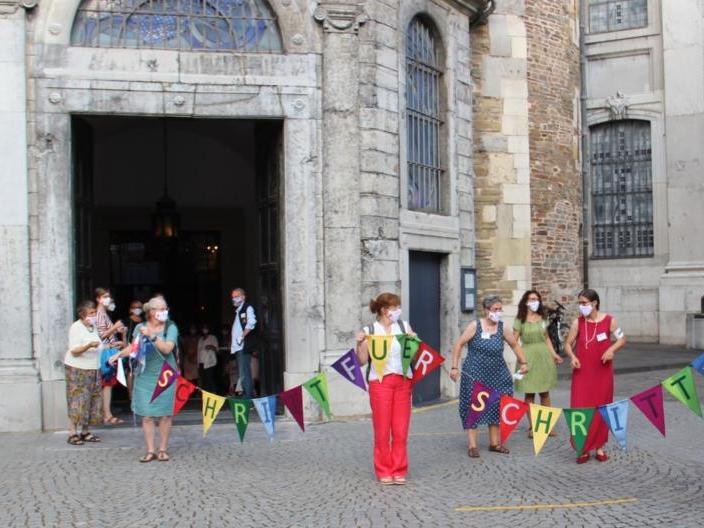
[367,335,393,381]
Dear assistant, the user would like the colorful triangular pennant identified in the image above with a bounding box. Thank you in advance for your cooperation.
[499,395,529,444]
[228,399,251,443]
[173,376,197,416]
[150,361,178,403]
[367,335,393,381]
[529,404,562,455]
[201,390,226,437]
[465,381,500,429]
[279,385,305,432]
[691,352,704,376]
[116,357,127,388]
[303,373,332,419]
[253,395,277,441]
[331,349,366,392]
[411,342,445,386]
[662,366,702,417]
[599,400,629,450]
[397,335,421,378]
[563,407,595,457]
[631,385,666,436]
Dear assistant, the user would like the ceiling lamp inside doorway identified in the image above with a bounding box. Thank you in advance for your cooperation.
[152,118,180,239]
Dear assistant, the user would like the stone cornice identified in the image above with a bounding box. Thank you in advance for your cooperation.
[313,2,368,34]
[0,0,37,15]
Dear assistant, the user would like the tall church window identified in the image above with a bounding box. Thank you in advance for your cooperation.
[406,15,444,213]
[590,120,653,258]
[71,0,282,52]
[588,0,647,33]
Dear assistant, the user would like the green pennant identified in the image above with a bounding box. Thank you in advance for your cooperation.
[563,408,595,457]
[303,373,332,419]
[228,398,251,443]
[662,366,702,418]
[398,335,421,378]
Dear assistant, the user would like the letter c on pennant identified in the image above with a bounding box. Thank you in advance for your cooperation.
[501,402,520,425]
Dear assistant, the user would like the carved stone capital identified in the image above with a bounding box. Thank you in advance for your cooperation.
[313,3,368,33]
[606,91,629,120]
[0,0,37,15]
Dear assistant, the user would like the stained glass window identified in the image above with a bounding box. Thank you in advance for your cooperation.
[590,120,653,258]
[71,0,282,52]
[406,15,444,213]
[588,0,647,33]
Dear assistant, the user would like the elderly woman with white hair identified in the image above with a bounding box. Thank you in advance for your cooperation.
[111,296,179,462]
[449,295,529,458]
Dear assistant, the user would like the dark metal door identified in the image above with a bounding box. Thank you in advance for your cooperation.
[72,117,94,302]
[255,121,284,396]
[409,251,442,404]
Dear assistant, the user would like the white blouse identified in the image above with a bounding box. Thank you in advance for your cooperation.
[364,320,413,381]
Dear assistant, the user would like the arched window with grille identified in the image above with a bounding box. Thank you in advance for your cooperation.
[71,0,283,52]
[590,119,653,258]
[406,15,444,213]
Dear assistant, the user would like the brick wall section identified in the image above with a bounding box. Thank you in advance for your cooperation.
[525,0,583,308]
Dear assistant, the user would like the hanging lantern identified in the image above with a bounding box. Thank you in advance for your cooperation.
[152,118,180,239]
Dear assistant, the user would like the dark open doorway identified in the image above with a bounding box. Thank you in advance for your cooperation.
[72,115,285,403]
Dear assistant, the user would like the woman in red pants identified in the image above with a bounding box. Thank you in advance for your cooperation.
[355,292,416,485]
[564,289,626,464]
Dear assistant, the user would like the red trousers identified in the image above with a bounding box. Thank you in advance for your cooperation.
[369,374,412,478]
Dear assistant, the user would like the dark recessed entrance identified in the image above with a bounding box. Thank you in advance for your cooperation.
[72,115,284,401]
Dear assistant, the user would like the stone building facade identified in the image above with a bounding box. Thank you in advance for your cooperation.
[582,0,704,345]
[471,0,582,321]
[0,0,492,431]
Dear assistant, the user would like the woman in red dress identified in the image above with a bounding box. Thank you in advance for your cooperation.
[564,289,626,464]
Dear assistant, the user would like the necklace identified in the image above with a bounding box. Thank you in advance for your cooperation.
[583,318,599,349]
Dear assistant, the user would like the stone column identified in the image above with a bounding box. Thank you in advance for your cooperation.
[313,2,367,415]
[659,0,704,343]
[0,0,41,431]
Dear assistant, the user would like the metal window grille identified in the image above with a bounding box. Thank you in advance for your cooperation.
[588,0,647,33]
[406,16,443,213]
[591,120,654,258]
[71,0,282,52]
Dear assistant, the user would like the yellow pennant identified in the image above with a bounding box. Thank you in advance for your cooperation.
[201,391,226,437]
[529,403,562,455]
[367,335,394,381]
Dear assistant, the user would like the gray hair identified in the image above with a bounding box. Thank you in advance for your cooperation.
[143,296,167,319]
[482,295,503,309]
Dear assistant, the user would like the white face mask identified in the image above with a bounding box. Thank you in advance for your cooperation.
[488,311,503,323]
[579,304,594,317]
[527,301,541,313]
[131,308,143,316]
[232,297,244,307]
[86,316,97,326]
[155,310,169,322]
[388,308,402,323]
[107,302,116,312]
[100,297,112,307]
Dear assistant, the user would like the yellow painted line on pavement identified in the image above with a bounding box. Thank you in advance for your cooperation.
[412,398,458,414]
[455,497,638,512]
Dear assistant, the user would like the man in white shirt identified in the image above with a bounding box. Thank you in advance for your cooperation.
[230,288,257,398]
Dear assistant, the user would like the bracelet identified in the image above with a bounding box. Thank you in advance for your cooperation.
[450,367,458,371]
[518,361,527,365]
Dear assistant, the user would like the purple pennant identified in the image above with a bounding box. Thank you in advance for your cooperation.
[331,349,366,392]
[465,381,500,429]
[150,361,179,403]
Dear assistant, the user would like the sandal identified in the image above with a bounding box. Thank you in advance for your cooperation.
[67,434,84,446]
[468,447,480,458]
[595,451,608,462]
[489,444,510,454]
[393,476,406,485]
[139,452,157,463]
[576,453,590,464]
[157,450,170,462]
[80,432,101,443]
[104,416,125,425]
[378,477,394,485]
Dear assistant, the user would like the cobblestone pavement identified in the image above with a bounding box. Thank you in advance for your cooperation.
[2,366,704,528]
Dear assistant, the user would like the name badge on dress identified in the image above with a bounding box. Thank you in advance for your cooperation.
[596,332,608,342]
[481,332,490,340]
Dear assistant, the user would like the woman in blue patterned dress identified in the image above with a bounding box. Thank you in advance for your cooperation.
[449,295,529,458]
[110,296,179,462]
